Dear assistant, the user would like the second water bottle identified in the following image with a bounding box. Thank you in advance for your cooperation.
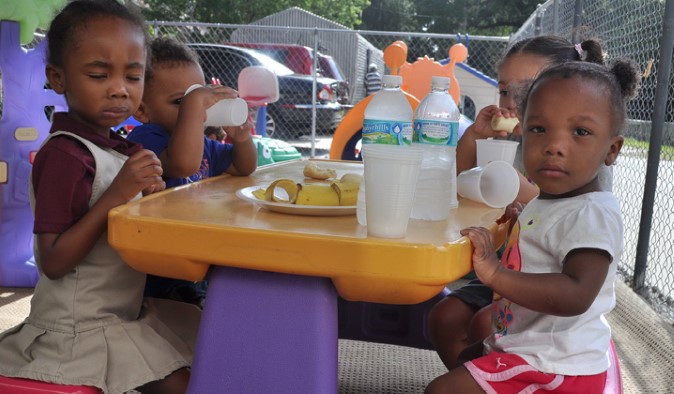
[411,76,460,221]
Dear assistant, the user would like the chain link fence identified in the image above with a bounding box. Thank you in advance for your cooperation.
[147,19,508,141]
[513,0,674,323]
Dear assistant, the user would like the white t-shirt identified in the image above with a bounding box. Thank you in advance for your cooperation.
[484,192,623,375]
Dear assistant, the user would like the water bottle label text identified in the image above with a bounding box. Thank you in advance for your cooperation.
[413,120,459,146]
[363,119,413,145]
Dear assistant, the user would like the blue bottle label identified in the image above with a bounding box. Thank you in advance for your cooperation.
[413,120,459,146]
[362,119,413,145]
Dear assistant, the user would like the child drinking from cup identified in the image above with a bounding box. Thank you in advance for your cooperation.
[0,1,200,392]
[130,36,257,188]
[426,58,640,393]
[128,37,258,307]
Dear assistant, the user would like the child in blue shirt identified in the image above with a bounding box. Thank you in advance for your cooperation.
[128,37,257,305]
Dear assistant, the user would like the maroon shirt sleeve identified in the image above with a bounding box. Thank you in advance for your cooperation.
[31,113,145,234]
[32,135,95,234]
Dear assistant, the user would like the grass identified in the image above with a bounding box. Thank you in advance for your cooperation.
[625,138,674,156]
[623,137,674,158]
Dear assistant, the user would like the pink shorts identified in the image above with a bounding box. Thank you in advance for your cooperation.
[465,352,607,394]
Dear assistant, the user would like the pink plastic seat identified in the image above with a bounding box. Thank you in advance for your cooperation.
[604,339,623,394]
[0,375,102,393]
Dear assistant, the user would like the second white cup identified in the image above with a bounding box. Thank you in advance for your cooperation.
[362,144,424,238]
[238,66,280,106]
[457,160,519,208]
[476,139,519,167]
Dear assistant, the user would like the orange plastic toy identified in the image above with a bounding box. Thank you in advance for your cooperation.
[330,41,468,160]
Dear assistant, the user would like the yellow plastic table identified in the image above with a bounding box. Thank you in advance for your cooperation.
[108,158,508,393]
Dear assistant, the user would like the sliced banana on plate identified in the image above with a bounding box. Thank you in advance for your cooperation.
[303,162,338,180]
[252,173,362,207]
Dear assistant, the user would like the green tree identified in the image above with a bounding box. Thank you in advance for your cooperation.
[357,0,538,34]
[414,0,541,35]
[357,0,418,32]
[310,0,371,28]
[140,0,370,28]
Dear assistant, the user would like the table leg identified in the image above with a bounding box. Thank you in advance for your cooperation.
[187,266,338,394]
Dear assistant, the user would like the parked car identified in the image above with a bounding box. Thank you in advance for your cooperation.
[228,42,350,105]
[189,43,344,139]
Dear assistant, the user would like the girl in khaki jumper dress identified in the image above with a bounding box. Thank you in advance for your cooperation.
[0,1,201,393]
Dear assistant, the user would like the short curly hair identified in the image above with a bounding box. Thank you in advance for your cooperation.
[145,37,200,82]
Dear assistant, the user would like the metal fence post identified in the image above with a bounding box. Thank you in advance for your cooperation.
[633,0,674,292]
[311,28,319,158]
[552,0,559,35]
[572,0,583,43]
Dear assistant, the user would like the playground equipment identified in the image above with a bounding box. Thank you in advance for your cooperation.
[329,41,473,161]
[0,20,66,287]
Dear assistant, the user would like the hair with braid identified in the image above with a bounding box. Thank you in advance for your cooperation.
[521,59,640,134]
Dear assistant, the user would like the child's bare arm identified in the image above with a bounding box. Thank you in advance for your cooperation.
[36,150,164,279]
[223,121,257,176]
[162,85,239,178]
[461,226,610,316]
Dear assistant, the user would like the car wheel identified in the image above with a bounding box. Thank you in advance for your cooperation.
[265,109,305,140]
[264,110,277,137]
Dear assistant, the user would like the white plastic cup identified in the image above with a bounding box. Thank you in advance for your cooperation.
[238,66,280,106]
[185,84,248,127]
[361,144,424,238]
[476,139,519,167]
[457,160,520,208]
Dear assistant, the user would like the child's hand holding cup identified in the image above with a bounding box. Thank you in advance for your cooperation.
[185,84,248,127]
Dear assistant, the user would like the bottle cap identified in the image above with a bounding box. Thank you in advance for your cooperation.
[431,76,450,89]
[382,75,403,86]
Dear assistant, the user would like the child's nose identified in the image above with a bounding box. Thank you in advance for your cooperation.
[544,133,567,155]
[109,78,129,98]
[503,94,518,112]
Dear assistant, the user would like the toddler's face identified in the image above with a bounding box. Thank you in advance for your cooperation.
[140,63,205,133]
[498,54,551,135]
[49,18,146,135]
[521,76,623,199]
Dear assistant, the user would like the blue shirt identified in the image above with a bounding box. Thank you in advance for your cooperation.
[127,123,234,188]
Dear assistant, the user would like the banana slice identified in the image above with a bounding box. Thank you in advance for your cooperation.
[264,179,299,204]
[304,162,338,180]
[252,188,267,201]
[339,173,363,184]
[331,181,360,206]
[296,183,340,206]
[491,115,519,133]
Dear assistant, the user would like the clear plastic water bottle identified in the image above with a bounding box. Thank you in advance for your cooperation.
[410,76,460,221]
[358,75,414,226]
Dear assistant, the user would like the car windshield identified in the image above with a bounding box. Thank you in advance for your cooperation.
[248,50,294,76]
[319,56,345,81]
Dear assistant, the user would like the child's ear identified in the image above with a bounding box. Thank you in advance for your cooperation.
[45,64,65,94]
[604,135,624,166]
[134,102,150,123]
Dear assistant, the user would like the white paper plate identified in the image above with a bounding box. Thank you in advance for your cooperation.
[236,185,356,216]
